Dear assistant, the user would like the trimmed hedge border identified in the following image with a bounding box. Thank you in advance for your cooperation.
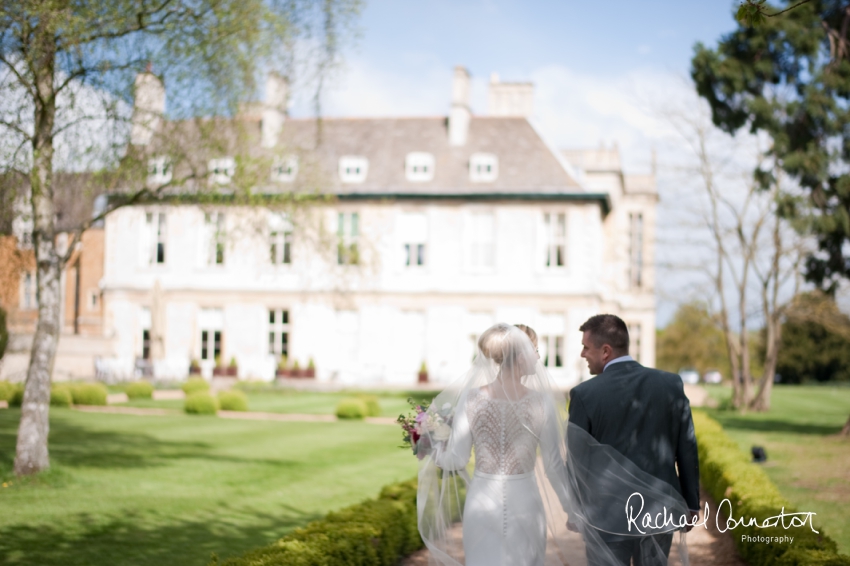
[214,479,423,566]
[694,411,850,566]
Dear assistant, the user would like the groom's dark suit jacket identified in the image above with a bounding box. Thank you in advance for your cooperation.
[568,361,700,511]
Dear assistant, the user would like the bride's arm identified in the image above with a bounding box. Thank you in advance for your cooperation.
[540,399,571,512]
[434,391,472,471]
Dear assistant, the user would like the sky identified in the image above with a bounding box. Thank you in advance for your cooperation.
[288,0,745,326]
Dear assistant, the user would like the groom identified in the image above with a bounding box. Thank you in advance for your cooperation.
[567,314,700,566]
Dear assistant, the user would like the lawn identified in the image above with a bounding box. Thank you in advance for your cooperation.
[703,384,850,555]
[0,407,418,566]
[124,388,436,418]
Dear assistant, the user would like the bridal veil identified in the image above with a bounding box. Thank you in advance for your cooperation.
[416,323,691,566]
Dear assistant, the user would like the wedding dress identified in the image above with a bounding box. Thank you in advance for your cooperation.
[416,323,692,566]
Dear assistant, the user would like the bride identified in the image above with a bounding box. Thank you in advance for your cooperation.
[416,323,691,566]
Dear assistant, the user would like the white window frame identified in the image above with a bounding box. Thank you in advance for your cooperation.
[405,152,435,182]
[398,212,428,268]
[204,212,226,265]
[339,156,369,184]
[337,211,359,265]
[269,213,293,265]
[209,157,235,185]
[198,308,224,363]
[271,155,298,183]
[147,156,172,186]
[543,212,567,268]
[469,153,499,183]
[268,309,291,357]
[539,334,564,368]
[466,211,495,270]
[629,212,644,288]
[144,211,167,265]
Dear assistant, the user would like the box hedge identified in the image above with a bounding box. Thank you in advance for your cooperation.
[69,383,108,406]
[50,385,73,407]
[218,390,248,412]
[125,381,154,399]
[355,394,381,417]
[0,380,18,402]
[182,377,210,395]
[184,392,218,415]
[693,411,850,566]
[335,398,368,420]
[215,479,423,566]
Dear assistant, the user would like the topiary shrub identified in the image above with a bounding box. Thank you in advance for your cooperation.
[217,478,423,566]
[184,392,218,415]
[69,383,108,406]
[9,384,24,407]
[182,377,210,395]
[50,385,73,407]
[335,398,368,420]
[0,380,17,402]
[125,381,154,399]
[356,394,381,417]
[218,390,248,412]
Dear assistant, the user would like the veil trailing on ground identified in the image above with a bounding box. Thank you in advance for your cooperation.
[416,323,691,566]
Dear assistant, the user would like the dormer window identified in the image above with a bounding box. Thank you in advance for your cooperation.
[209,157,235,185]
[271,156,298,183]
[405,152,435,182]
[469,153,498,183]
[339,156,368,184]
[147,157,172,186]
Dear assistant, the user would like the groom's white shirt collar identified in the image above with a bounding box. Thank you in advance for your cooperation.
[603,355,635,372]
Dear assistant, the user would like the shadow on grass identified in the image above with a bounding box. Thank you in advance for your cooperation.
[0,504,322,566]
[706,413,843,436]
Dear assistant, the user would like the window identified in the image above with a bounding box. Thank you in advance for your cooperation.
[399,212,427,267]
[544,212,566,267]
[271,156,298,183]
[539,335,564,368]
[204,212,226,265]
[269,213,293,265]
[469,153,498,183]
[628,323,641,362]
[268,309,290,357]
[629,212,644,288]
[337,212,359,265]
[145,212,166,265]
[405,152,435,182]
[467,212,494,269]
[147,156,172,186]
[140,307,151,360]
[199,308,224,362]
[339,156,368,184]
[209,157,235,185]
[20,271,36,310]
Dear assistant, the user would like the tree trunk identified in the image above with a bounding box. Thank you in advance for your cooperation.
[14,24,58,476]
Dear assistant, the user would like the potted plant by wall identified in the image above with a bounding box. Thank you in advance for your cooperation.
[418,361,428,383]
[275,355,289,378]
[227,356,238,377]
[291,359,302,378]
[304,358,316,378]
[189,359,201,375]
[212,355,226,377]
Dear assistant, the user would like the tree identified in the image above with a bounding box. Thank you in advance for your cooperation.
[693,1,850,294]
[656,302,731,379]
[0,0,359,476]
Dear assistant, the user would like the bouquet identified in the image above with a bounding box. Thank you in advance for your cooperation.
[397,398,454,460]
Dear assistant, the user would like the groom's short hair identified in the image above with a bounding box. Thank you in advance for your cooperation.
[579,314,629,354]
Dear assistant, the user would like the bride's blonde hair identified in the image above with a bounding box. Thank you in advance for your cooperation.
[514,324,538,346]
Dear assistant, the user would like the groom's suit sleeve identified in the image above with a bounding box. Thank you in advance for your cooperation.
[675,394,701,511]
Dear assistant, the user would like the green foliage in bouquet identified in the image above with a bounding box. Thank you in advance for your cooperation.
[184,392,218,415]
[215,479,423,566]
[693,411,850,566]
[218,390,248,412]
[335,398,368,420]
[182,377,210,395]
[125,381,154,400]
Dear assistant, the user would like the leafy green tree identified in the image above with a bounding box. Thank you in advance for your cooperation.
[0,0,359,476]
[692,1,850,293]
[656,302,731,379]
[771,292,850,383]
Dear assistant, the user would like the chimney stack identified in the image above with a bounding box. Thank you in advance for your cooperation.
[488,73,534,118]
[448,66,471,146]
[262,73,288,148]
[131,70,165,146]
